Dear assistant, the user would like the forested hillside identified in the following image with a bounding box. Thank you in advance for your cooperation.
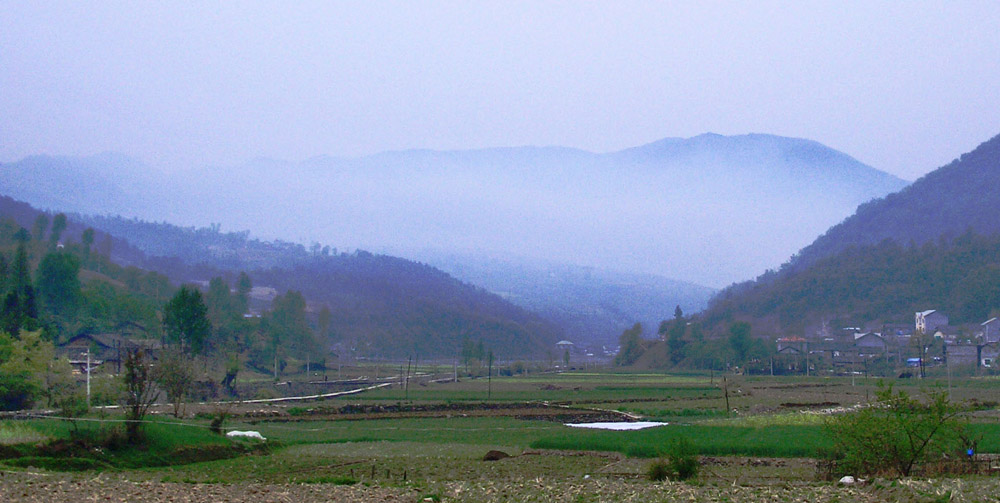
[707,232,1000,332]
[71,209,563,358]
[702,132,1000,334]
[790,132,1000,270]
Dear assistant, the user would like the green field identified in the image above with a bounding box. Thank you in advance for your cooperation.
[4,370,1000,502]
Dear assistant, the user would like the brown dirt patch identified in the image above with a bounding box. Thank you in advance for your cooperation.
[0,471,418,503]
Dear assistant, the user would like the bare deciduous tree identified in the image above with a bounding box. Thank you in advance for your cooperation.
[122,349,160,443]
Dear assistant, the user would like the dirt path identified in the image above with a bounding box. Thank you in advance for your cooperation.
[0,471,419,502]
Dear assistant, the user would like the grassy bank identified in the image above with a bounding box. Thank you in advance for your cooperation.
[0,418,266,470]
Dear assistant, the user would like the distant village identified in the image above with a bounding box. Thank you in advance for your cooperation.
[773,310,1000,376]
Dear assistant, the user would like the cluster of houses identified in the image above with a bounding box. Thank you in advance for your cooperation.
[57,331,161,375]
[774,310,1000,374]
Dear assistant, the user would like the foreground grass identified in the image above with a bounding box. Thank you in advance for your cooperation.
[0,418,260,470]
[249,416,564,446]
[0,421,50,445]
[532,424,833,458]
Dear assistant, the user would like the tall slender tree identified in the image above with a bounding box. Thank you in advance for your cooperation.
[49,213,67,247]
[163,286,211,354]
[32,214,49,242]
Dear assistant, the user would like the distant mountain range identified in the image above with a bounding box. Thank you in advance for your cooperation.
[704,132,1000,334]
[0,133,907,288]
[415,252,716,346]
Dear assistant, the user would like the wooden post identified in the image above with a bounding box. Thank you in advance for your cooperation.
[723,376,730,415]
[86,349,91,409]
[405,356,411,401]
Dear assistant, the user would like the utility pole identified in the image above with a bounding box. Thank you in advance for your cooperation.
[487,351,493,401]
[405,356,411,401]
[86,349,91,409]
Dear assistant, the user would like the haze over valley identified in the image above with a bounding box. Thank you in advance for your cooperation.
[2,133,905,289]
[1,3,999,352]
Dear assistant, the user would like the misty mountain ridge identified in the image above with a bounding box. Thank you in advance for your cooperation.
[411,251,716,346]
[0,133,907,287]
[704,131,1000,334]
[786,132,1000,270]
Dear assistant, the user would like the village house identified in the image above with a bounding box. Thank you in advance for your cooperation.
[981,342,1000,368]
[981,318,1000,343]
[58,333,161,374]
[945,343,979,368]
[915,310,949,334]
[854,332,888,357]
[776,336,807,354]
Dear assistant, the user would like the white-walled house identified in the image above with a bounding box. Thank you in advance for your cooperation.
[916,310,949,334]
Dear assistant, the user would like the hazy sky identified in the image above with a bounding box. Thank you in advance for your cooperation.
[2,2,999,181]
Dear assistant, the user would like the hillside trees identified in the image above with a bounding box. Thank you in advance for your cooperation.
[1,237,38,335]
[258,290,318,378]
[0,330,54,410]
[49,213,67,248]
[206,276,237,327]
[728,322,753,365]
[163,286,210,354]
[662,305,688,365]
[81,227,94,264]
[615,323,646,366]
[235,271,251,315]
[706,230,1000,334]
[36,251,81,319]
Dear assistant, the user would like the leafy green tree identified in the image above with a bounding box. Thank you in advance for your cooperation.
[728,322,753,366]
[206,276,235,328]
[13,227,30,243]
[81,228,95,265]
[0,330,54,410]
[666,305,687,365]
[36,252,82,318]
[163,286,211,354]
[235,271,252,315]
[49,213,67,247]
[615,323,645,366]
[32,214,49,242]
[827,385,967,477]
[264,290,317,378]
[11,237,31,294]
[1,239,38,335]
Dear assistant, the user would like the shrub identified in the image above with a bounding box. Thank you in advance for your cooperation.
[647,438,699,481]
[647,459,670,481]
[826,384,967,477]
[666,437,699,480]
[209,409,228,435]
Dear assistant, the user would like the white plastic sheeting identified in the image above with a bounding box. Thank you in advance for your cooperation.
[564,421,668,430]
